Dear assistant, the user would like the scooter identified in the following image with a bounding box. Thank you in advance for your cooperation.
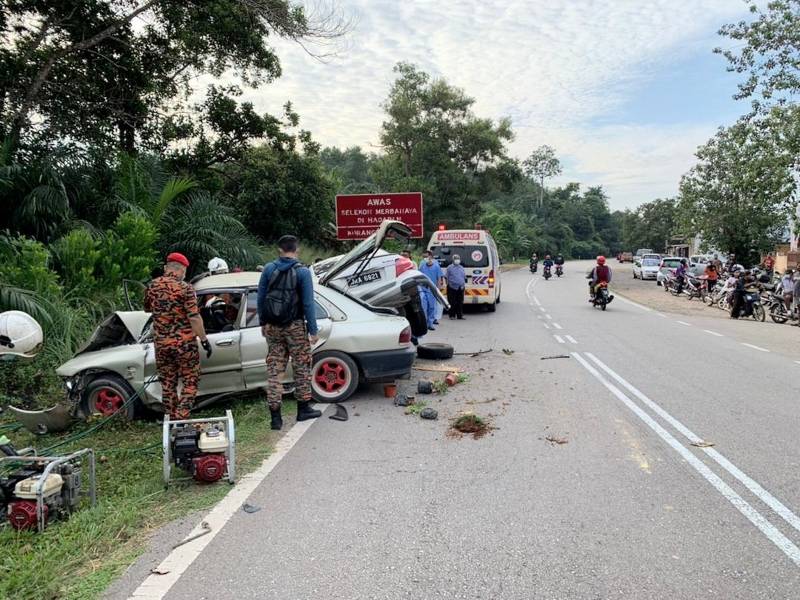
[555,264,563,278]
[543,265,552,280]
[591,282,613,310]
[529,260,538,273]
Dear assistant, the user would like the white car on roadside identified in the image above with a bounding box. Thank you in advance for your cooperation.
[633,256,661,280]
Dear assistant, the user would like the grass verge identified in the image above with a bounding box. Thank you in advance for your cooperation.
[0,395,289,600]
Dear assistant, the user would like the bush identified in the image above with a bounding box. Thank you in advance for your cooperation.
[52,229,101,297]
[0,235,60,297]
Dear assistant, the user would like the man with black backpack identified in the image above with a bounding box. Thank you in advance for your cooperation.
[257,235,322,430]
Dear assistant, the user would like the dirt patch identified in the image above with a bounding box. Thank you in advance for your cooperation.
[448,412,492,439]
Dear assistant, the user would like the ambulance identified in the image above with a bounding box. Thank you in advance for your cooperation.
[427,228,502,312]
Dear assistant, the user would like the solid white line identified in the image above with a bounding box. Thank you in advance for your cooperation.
[584,353,800,538]
[553,335,565,344]
[703,329,724,337]
[552,323,563,329]
[572,352,800,567]
[565,335,578,344]
[534,296,541,306]
[656,313,668,318]
[525,277,540,303]
[543,323,550,329]
[676,320,691,326]
[795,361,800,366]
[130,406,329,599]
[741,343,770,353]
[615,295,652,312]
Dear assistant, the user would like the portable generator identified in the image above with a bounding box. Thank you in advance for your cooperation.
[0,447,96,532]
[162,410,235,487]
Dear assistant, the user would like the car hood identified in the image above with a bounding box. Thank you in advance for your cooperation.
[77,311,151,355]
[319,220,412,285]
[57,343,146,378]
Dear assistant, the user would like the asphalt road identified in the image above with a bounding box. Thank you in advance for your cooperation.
[115,261,800,599]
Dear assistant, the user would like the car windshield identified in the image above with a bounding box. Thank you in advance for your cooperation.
[642,259,659,266]
[431,245,490,268]
[662,259,682,268]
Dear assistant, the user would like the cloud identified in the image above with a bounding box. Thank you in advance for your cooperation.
[223,0,750,209]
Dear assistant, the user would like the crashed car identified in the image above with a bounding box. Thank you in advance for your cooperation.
[51,272,414,420]
[313,220,447,337]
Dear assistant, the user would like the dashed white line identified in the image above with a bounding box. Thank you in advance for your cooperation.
[703,329,724,337]
[552,323,563,329]
[565,335,578,344]
[543,323,551,329]
[741,342,769,353]
[574,352,800,567]
[676,320,691,326]
[553,335,565,344]
[539,306,546,312]
[795,361,800,366]
[656,313,668,318]
[545,314,553,320]
[533,296,541,306]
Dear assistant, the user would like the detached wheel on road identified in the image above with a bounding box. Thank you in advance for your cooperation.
[417,342,454,360]
[311,351,359,403]
[81,374,139,420]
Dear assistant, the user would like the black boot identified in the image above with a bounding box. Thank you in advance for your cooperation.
[270,406,283,431]
[296,401,322,421]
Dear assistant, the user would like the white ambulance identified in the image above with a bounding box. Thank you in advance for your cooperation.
[427,229,502,311]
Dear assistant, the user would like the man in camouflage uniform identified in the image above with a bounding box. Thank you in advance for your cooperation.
[257,235,321,430]
[144,253,212,420]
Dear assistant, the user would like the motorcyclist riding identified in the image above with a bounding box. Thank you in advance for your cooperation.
[554,254,564,276]
[542,254,554,279]
[529,252,538,273]
[587,256,613,302]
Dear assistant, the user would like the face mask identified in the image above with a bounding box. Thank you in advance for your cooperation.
[426,258,434,265]
[453,259,461,265]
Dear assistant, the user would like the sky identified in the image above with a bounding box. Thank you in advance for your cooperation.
[229,0,754,211]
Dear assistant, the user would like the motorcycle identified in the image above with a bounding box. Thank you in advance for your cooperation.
[764,291,794,324]
[555,264,563,277]
[731,289,766,321]
[592,282,613,310]
[543,265,552,280]
[684,276,706,302]
[529,260,538,273]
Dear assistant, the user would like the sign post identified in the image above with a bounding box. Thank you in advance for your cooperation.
[335,192,424,241]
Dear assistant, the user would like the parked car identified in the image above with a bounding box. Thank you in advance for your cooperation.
[619,252,634,263]
[634,248,654,260]
[633,257,661,280]
[312,220,447,336]
[55,271,415,419]
[656,256,684,286]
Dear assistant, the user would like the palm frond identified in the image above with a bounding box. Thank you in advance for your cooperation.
[0,286,53,326]
[153,177,197,222]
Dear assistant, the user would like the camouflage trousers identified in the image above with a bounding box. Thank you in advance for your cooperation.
[265,320,312,409]
[155,341,200,420]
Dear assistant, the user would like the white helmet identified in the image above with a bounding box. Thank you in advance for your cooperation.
[0,311,44,358]
[208,257,229,275]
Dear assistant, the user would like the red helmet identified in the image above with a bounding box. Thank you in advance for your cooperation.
[597,255,606,265]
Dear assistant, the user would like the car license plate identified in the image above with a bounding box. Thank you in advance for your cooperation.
[346,271,382,287]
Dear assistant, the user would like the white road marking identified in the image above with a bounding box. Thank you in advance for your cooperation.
[130,406,329,599]
[795,361,800,366]
[525,276,540,303]
[534,296,541,306]
[553,335,565,344]
[615,296,652,312]
[573,352,800,567]
[676,320,691,326]
[584,353,800,538]
[741,343,769,353]
[656,313,668,318]
[539,306,546,312]
[543,323,551,329]
[537,315,543,320]
[552,323,563,329]
[565,335,578,344]
[703,329,724,337]
[545,314,553,320]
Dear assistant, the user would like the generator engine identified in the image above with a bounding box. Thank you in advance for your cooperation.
[163,410,235,487]
[0,448,95,532]
[170,426,228,483]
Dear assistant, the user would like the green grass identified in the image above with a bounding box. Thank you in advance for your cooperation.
[404,399,428,415]
[0,395,292,600]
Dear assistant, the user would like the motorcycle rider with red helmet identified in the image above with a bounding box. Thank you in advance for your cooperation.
[588,255,613,302]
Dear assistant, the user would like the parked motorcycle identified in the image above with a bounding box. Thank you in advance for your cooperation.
[543,265,552,280]
[555,264,563,277]
[684,276,706,301]
[764,291,794,324]
[731,289,766,321]
[592,282,613,310]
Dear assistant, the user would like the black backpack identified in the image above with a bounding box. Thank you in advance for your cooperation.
[262,263,303,326]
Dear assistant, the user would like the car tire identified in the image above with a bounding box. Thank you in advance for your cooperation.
[417,342,454,360]
[311,351,359,403]
[487,301,497,312]
[402,298,428,338]
[81,374,140,420]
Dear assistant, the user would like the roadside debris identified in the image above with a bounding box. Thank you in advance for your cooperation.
[419,407,438,420]
[242,503,261,514]
[502,348,514,356]
[413,365,464,373]
[172,521,212,549]
[449,413,491,439]
[453,348,493,357]
[545,435,569,445]
[541,355,570,360]
[329,404,349,421]
[150,568,170,576]
[417,380,433,394]
[394,393,415,407]
[690,440,715,448]
[405,400,427,416]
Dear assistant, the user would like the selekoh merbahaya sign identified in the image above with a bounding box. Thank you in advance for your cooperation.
[335,192,424,240]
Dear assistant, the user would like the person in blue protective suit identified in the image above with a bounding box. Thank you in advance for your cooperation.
[418,250,445,330]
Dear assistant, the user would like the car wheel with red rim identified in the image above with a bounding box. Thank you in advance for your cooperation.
[311,351,359,403]
[81,374,139,420]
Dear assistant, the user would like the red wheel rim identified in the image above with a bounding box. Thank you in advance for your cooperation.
[95,388,123,416]
[313,360,350,396]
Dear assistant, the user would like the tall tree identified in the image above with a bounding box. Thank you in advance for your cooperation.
[523,145,562,208]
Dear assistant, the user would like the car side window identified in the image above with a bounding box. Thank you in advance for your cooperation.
[197,291,243,334]
[244,291,329,328]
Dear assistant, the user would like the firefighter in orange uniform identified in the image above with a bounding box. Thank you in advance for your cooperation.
[144,253,212,420]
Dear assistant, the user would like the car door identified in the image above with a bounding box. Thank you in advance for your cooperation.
[195,290,244,395]
[239,289,334,390]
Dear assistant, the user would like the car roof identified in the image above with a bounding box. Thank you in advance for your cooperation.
[193,271,261,291]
